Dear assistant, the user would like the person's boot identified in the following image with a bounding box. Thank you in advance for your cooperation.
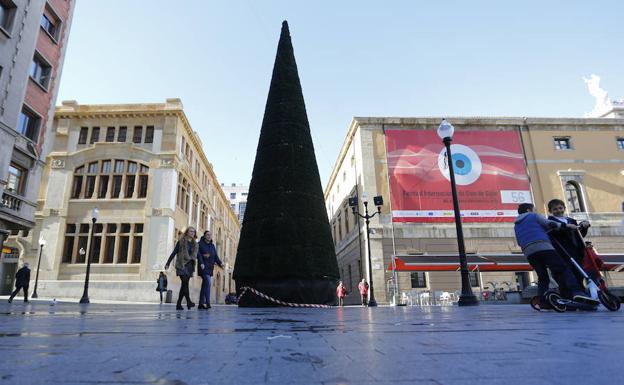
[187,301,195,310]
[176,300,183,310]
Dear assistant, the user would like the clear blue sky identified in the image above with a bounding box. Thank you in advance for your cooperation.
[58,0,624,187]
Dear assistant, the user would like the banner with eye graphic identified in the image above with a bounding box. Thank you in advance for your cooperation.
[386,129,532,223]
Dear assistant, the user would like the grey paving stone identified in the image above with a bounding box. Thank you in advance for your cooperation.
[0,301,622,384]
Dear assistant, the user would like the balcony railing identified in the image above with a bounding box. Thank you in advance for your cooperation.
[2,191,24,211]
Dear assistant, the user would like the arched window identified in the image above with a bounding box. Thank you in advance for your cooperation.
[71,160,149,200]
[565,181,585,213]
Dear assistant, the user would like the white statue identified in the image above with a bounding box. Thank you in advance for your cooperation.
[583,74,612,117]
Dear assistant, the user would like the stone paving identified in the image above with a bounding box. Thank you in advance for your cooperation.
[0,300,622,385]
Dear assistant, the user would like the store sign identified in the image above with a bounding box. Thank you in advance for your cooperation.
[386,130,531,222]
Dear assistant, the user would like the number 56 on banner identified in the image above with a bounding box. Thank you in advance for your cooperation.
[500,190,532,204]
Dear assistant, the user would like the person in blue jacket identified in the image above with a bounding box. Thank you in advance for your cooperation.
[514,203,591,304]
[197,230,223,309]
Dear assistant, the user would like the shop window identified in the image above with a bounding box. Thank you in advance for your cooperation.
[410,272,427,288]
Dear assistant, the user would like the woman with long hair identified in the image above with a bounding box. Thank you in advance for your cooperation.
[165,227,198,310]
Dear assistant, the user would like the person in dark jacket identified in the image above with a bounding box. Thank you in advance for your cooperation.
[8,263,30,303]
[547,199,590,266]
[165,227,198,310]
[156,271,168,304]
[197,230,223,309]
[514,203,591,304]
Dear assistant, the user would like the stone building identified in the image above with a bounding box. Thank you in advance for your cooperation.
[0,0,75,293]
[16,99,239,302]
[325,116,624,305]
[221,183,248,223]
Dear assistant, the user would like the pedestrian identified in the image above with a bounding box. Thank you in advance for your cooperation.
[156,271,168,304]
[358,278,369,306]
[8,262,30,303]
[197,230,223,309]
[336,281,348,307]
[514,203,591,305]
[547,199,590,265]
[165,227,198,310]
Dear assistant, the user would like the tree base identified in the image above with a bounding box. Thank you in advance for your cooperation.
[236,278,337,307]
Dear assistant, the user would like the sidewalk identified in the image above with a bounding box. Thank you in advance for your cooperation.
[0,301,622,385]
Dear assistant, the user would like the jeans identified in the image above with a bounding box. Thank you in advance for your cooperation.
[527,249,581,298]
[361,294,368,306]
[199,274,212,306]
[9,285,28,302]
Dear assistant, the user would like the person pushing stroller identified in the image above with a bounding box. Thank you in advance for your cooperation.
[514,203,592,305]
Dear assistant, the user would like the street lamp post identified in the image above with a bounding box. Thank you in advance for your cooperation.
[31,238,46,298]
[349,193,384,307]
[437,119,478,306]
[80,208,99,304]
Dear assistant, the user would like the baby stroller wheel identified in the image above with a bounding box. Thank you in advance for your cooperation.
[546,292,567,313]
[530,296,541,311]
[598,291,621,311]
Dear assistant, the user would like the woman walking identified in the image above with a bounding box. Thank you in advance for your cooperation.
[165,227,198,310]
[336,281,348,307]
[156,271,168,304]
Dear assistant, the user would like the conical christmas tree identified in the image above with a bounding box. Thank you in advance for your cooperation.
[233,21,339,307]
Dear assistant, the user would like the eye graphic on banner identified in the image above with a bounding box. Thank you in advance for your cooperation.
[437,144,482,185]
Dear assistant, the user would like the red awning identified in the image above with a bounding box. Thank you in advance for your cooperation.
[387,253,624,272]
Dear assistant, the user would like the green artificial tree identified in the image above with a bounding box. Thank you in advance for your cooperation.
[233,21,339,307]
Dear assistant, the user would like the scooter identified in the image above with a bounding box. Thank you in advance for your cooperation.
[531,289,598,312]
[531,234,619,312]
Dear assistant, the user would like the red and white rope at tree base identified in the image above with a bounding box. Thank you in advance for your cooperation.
[238,286,332,308]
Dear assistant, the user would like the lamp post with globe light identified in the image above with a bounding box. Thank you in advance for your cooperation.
[31,238,46,298]
[348,193,383,307]
[437,119,478,306]
[79,208,99,304]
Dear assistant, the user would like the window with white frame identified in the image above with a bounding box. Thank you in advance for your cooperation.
[554,137,571,150]
[40,5,61,41]
[0,0,17,33]
[30,53,52,89]
[62,222,143,264]
[6,163,26,195]
[565,181,585,213]
[71,159,149,200]
[410,272,427,288]
[18,106,41,142]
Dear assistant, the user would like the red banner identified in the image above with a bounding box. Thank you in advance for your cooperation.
[386,130,531,222]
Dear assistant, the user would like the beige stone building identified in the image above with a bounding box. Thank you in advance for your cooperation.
[13,99,239,302]
[325,116,624,305]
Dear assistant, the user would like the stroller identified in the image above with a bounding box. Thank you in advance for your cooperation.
[531,232,621,312]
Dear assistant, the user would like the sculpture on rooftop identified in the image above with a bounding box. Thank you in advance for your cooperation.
[583,74,613,118]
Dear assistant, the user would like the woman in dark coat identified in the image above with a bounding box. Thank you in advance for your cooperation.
[156,271,168,304]
[165,227,198,310]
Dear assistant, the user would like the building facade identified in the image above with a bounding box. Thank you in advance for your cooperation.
[325,116,624,305]
[0,0,75,293]
[221,183,248,223]
[14,99,239,302]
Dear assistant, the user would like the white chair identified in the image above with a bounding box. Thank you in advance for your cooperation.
[418,291,430,306]
[440,291,452,305]
[400,292,411,306]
